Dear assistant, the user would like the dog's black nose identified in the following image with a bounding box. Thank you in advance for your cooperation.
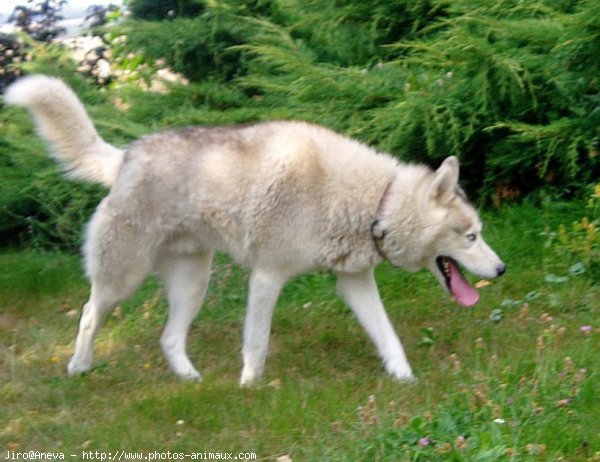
[496,263,507,277]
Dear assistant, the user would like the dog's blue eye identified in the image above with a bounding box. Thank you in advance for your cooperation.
[466,233,477,242]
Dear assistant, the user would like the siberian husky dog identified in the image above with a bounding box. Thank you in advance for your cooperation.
[5,75,505,384]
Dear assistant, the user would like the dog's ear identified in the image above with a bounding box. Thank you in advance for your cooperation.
[428,156,459,204]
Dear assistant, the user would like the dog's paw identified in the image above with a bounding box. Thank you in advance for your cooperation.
[67,356,93,376]
[176,368,203,382]
[385,359,415,383]
[239,366,261,388]
[170,363,202,381]
[163,352,203,381]
[392,372,417,383]
[388,365,416,383]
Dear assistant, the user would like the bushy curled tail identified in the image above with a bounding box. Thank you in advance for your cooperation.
[5,75,123,187]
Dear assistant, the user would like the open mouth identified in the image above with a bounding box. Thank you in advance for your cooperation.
[436,256,480,307]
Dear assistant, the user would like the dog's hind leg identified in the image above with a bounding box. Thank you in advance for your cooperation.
[239,270,286,387]
[336,269,414,381]
[68,270,148,376]
[68,206,153,376]
[157,251,213,380]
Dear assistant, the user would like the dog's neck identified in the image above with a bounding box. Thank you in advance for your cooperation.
[371,177,395,261]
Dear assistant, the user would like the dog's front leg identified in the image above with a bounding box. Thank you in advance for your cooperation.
[336,269,414,381]
[240,269,286,387]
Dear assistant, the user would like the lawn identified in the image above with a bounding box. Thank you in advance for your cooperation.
[0,201,598,460]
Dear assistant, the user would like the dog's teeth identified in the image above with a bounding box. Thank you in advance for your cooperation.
[441,258,453,278]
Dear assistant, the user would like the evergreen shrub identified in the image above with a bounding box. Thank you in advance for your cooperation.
[233,0,599,201]
[3,0,600,249]
[118,0,600,200]
[128,0,203,20]
[117,14,249,82]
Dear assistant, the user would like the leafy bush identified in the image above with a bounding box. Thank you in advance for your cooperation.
[116,13,249,82]
[3,0,600,249]
[23,172,106,251]
[0,108,107,250]
[0,34,29,92]
[8,0,67,42]
[236,0,599,201]
[128,0,204,20]
[115,0,600,201]
[84,4,122,28]
[0,63,141,250]
[261,0,447,67]
[552,184,600,280]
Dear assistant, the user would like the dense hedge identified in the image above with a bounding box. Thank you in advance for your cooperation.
[1,0,599,249]
[119,0,599,201]
[128,0,204,20]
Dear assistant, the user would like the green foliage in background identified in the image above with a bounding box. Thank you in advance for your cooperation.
[240,0,600,200]
[118,14,248,82]
[0,44,143,249]
[128,0,204,20]
[114,0,599,202]
[550,184,600,281]
[1,0,600,249]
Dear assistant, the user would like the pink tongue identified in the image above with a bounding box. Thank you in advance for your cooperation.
[449,260,480,307]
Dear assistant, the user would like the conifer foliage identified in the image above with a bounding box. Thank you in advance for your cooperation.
[2,0,599,248]
[120,0,598,201]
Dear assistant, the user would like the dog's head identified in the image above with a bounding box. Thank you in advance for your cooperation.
[374,156,506,306]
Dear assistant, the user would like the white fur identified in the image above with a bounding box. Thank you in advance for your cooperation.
[6,75,505,385]
[5,75,123,187]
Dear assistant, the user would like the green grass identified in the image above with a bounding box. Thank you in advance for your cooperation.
[0,203,598,460]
